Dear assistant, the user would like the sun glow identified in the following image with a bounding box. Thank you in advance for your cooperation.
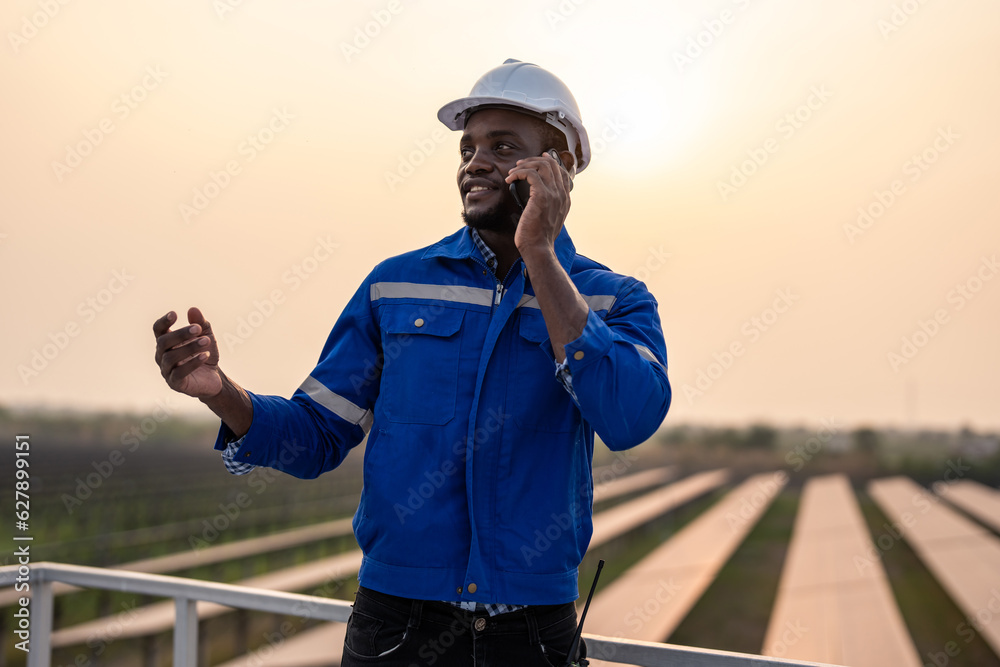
[574,69,714,176]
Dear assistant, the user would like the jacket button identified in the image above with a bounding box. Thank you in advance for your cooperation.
[467,582,478,594]
[573,351,585,360]
[456,586,463,594]
[244,452,251,457]
[414,318,425,327]
[474,617,487,632]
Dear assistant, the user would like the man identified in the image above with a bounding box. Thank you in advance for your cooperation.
[153,59,670,666]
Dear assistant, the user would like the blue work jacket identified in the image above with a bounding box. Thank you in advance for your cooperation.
[214,226,671,605]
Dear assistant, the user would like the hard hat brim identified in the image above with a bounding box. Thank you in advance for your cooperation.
[436,96,591,172]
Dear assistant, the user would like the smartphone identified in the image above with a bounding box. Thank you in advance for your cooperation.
[510,149,573,211]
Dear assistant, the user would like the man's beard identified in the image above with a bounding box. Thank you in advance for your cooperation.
[461,195,521,234]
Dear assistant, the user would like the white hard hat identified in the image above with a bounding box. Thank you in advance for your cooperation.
[437,59,591,173]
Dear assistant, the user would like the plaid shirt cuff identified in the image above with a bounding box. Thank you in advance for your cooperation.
[554,357,579,405]
[221,437,257,476]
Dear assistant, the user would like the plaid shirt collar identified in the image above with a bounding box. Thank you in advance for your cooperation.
[469,228,499,275]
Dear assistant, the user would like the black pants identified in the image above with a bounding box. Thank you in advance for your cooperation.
[341,586,587,667]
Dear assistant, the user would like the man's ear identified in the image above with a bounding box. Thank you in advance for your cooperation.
[556,149,577,180]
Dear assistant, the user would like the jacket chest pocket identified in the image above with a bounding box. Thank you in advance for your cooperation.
[508,312,577,434]
[379,305,465,425]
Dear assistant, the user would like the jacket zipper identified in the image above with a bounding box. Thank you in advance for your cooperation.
[472,254,518,311]
[494,260,520,307]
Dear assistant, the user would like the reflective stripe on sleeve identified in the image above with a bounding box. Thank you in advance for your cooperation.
[299,375,373,433]
[634,344,667,373]
[517,294,617,311]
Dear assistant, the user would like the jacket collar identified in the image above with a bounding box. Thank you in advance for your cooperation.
[422,226,577,273]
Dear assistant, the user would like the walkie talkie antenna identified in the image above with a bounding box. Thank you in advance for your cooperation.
[565,559,604,667]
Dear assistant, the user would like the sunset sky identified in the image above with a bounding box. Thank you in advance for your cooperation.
[3,0,998,432]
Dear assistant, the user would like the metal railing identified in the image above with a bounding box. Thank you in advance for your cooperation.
[0,562,840,667]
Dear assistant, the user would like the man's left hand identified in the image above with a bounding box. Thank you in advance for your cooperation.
[506,153,572,255]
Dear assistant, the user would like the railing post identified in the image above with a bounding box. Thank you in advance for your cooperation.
[173,597,198,667]
[27,580,53,667]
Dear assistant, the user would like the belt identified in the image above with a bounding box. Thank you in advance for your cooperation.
[356,585,576,633]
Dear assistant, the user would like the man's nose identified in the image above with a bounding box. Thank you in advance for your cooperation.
[465,148,493,174]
